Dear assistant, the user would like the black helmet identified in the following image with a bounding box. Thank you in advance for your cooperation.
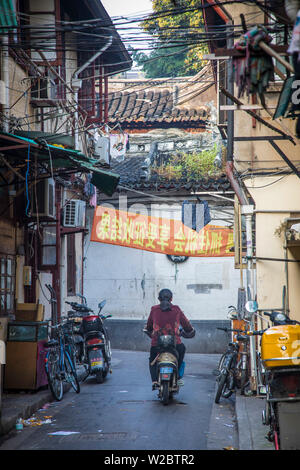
[158,289,173,312]
[158,289,173,301]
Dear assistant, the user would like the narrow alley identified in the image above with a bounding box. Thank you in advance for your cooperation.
[0,351,238,451]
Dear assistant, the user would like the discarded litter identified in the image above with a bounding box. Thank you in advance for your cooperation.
[23,416,54,427]
[41,403,51,409]
[48,431,80,436]
[16,418,23,431]
[224,424,234,427]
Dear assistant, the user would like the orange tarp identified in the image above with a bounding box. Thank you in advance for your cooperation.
[90,206,234,257]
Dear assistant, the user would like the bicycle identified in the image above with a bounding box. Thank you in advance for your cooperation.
[61,317,78,369]
[44,285,80,401]
[45,323,80,400]
[214,326,250,403]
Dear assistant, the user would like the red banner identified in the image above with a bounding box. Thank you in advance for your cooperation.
[91,206,234,257]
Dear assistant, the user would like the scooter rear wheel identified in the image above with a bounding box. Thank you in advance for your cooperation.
[96,370,104,384]
[162,382,170,405]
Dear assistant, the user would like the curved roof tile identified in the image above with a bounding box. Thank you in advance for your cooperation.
[107,87,209,127]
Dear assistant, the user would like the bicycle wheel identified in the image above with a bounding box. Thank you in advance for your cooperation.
[64,351,80,393]
[222,372,234,398]
[215,372,228,404]
[45,349,63,401]
[67,341,77,368]
[217,354,226,373]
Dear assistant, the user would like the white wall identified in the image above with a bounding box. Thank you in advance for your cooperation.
[83,205,242,321]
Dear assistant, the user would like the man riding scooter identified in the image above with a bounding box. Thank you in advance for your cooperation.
[145,288,195,390]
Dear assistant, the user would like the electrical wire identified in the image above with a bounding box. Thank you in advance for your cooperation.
[0,1,293,154]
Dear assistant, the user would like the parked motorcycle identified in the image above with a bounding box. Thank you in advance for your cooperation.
[246,301,300,450]
[66,297,112,384]
[65,298,93,365]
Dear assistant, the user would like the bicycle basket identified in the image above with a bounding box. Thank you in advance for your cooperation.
[157,334,175,349]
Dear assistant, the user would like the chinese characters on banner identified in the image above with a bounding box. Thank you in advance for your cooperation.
[90,206,234,257]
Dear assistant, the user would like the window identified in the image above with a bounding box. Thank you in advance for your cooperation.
[40,225,56,267]
[0,255,15,314]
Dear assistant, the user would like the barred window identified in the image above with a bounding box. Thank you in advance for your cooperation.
[0,255,15,314]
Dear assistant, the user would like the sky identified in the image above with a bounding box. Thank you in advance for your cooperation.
[101,0,153,54]
[101,0,153,19]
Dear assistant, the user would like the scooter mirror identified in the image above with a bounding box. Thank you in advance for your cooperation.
[245,300,258,313]
[228,312,238,320]
[98,300,106,309]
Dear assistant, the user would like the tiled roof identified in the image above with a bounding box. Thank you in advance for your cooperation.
[107,89,209,128]
[109,156,231,193]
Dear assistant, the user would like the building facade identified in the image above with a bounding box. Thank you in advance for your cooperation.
[0,0,131,399]
[203,0,300,388]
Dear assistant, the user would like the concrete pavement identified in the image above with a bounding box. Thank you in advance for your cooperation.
[0,371,274,450]
[235,393,273,450]
[0,365,87,438]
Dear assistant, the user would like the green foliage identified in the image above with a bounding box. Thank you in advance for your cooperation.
[136,0,208,78]
[131,46,189,78]
[154,145,221,181]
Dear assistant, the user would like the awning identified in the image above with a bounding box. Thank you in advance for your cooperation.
[67,156,120,197]
[0,0,17,33]
[0,131,120,196]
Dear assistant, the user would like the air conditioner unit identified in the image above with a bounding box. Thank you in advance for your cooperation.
[63,200,86,227]
[94,136,110,165]
[31,178,55,218]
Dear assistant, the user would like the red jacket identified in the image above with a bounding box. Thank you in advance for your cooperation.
[146,304,193,347]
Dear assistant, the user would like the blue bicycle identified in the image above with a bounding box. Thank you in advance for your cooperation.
[44,285,80,401]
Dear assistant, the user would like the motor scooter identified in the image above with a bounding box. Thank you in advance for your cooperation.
[246,301,300,450]
[80,300,112,383]
[143,327,194,405]
[144,328,179,405]
[66,297,112,383]
[65,298,93,365]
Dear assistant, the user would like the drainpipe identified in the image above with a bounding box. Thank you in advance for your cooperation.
[54,185,61,322]
[226,164,258,393]
[72,36,113,150]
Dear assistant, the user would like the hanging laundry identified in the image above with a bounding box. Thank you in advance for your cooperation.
[109,133,128,162]
[83,173,94,198]
[83,173,97,207]
[285,0,300,23]
[288,9,300,61]
[182,200,211,232]
[233,26,274,105]
[287,10,300,137]
[89,187,97,208]
[94,136,110,165]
